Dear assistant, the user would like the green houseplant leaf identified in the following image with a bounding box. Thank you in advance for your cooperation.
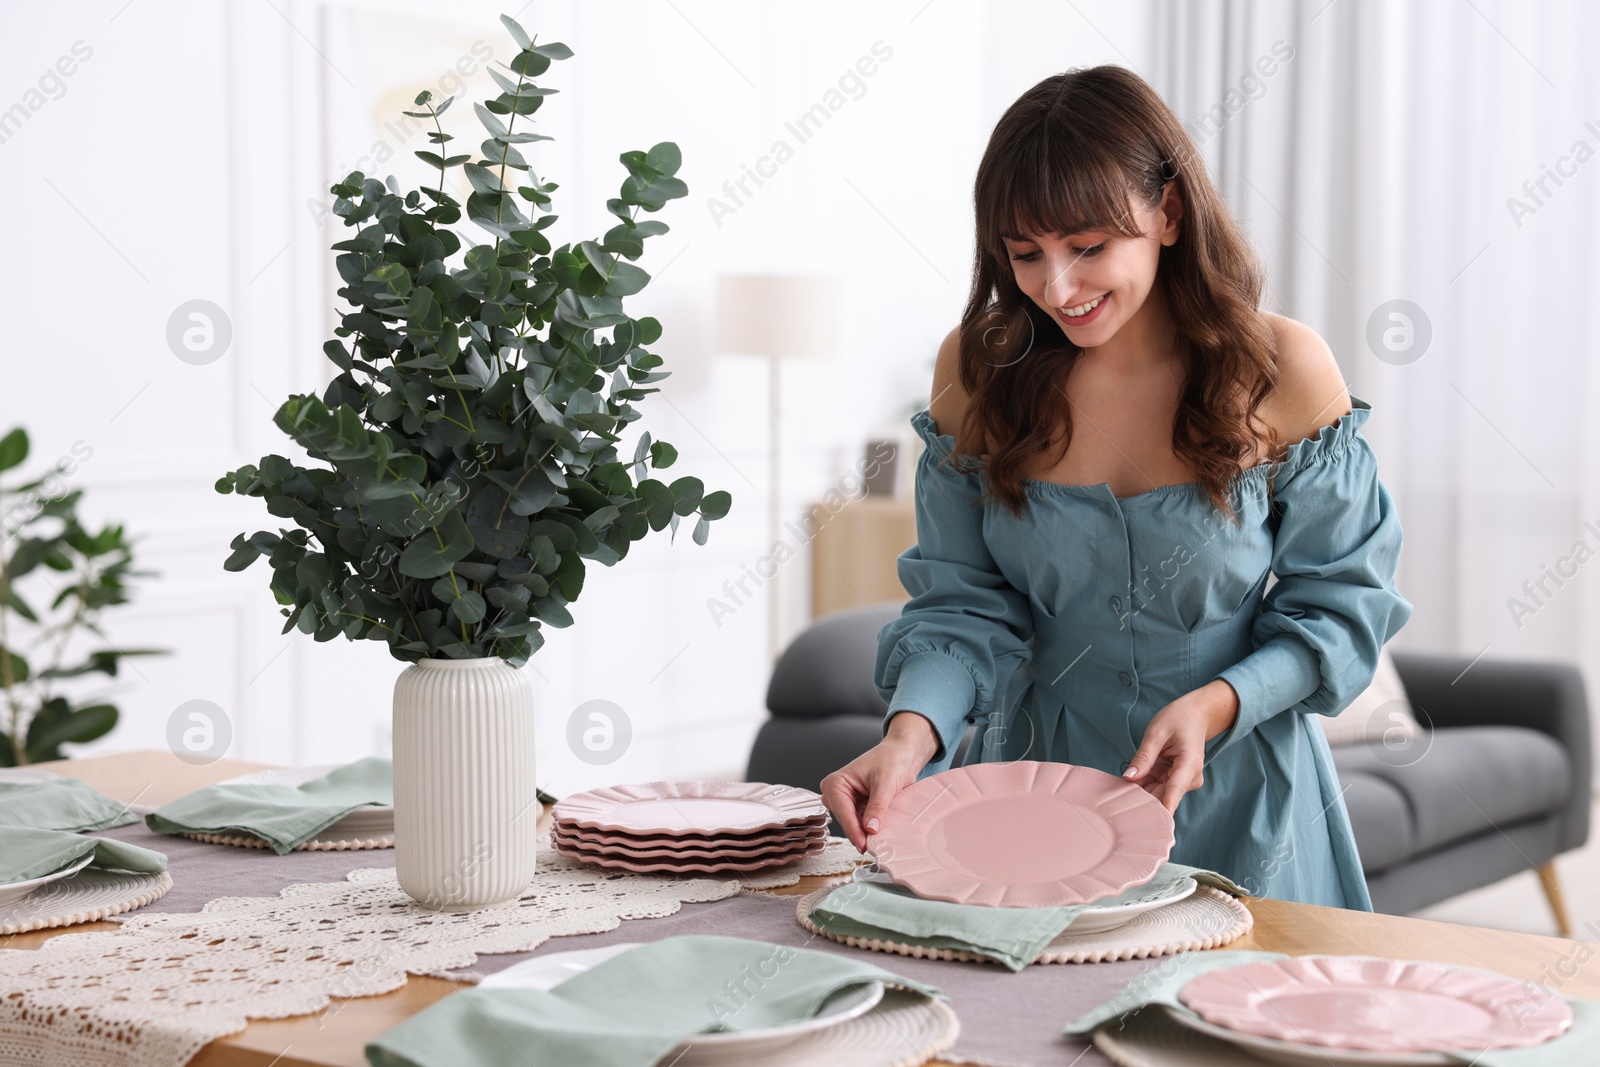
[0,449,166,764]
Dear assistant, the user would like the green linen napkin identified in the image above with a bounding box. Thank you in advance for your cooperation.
[1065,948,1289,1032]
[364,935,944,1067]
[809,861,1250,971]
[0,825,167,884]
[144,757,392,855]
[1067,948,1600,1066]
[0,777,140,832]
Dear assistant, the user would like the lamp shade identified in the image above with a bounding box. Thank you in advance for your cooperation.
[712,274,839,360]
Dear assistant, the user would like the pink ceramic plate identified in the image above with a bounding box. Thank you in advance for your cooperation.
[553,838,827,874]
[1179,955,1574,1052]
[553,835,822,867]
[553,821,827,850]
[552,781,827,836]
[868,761,1174,907]
[551,826,827,860]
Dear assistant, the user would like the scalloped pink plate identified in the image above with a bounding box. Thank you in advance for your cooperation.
[551,781,827,836]
[1179,955,1574,1052]
[868,761,1174,907]
[552,836,827,873]
[553,820,827,851]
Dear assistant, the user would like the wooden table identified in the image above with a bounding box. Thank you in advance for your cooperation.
[9,750,1600,1066]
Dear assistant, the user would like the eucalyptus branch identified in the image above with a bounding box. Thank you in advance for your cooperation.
[214,12,728,668]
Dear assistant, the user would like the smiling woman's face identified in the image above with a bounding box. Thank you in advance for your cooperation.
[1001,185,1181,347]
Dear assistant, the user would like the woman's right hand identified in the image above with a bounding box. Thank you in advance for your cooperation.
[820,711,942,852]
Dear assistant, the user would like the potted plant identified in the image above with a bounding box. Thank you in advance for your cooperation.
[0,428,164,764]
[217,13,731,910]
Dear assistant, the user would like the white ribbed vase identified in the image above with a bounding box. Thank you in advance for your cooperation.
[392,657,536,911]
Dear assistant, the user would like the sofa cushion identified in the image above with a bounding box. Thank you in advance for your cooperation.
[766,604,899,719]
[1318,646,1421,747]
[745,715,886,794]
[1337,771,1416,875]
[1330,726,1571,855]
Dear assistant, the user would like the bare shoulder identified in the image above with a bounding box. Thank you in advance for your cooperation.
[1259,312,1351,448]
[928,325,972,438]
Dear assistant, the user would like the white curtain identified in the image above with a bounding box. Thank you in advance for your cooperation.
[1149,0,1600,769]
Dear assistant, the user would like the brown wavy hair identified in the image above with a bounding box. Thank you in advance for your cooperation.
[947,64,1281,523]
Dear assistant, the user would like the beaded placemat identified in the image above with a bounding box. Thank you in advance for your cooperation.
[796,884,1253,966]
[176,830,394,851]
[0,869,174,936]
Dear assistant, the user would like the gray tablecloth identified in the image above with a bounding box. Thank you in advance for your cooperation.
[95,809,1156,1066]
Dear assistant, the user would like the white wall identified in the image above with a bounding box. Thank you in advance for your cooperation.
[0,0,1151,796]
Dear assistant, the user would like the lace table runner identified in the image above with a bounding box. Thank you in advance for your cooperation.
[0,832,867,1067]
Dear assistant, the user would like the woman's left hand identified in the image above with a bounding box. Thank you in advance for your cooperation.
[1123,679,1240,813]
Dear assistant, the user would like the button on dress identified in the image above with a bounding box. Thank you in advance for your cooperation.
[874,394,1413,910]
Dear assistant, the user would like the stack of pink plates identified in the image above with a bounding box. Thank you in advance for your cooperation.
[550,781,831,873]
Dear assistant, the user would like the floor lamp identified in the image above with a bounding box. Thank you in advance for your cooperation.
[712,275,840,664]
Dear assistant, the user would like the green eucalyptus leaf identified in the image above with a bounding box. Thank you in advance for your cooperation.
[397,511,475,578]
[638,478,675,531]
[474,102,511,139]
[449,589,487,624]
[465,485,530,558]
[487,67,524,95]
[533,596,573,627]
[509,49,552,78]
[224,534,261,571]
[484,467,558,515]
[668,476,704,514]
[498,13,533,49]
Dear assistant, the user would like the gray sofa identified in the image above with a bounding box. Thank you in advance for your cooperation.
[746,603,1592,931]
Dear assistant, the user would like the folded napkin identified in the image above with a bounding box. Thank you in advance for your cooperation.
[0,776,140,832]
[809,861,1250,971]
[1067,948,1600,1066]
[0,825,167,885]
[145,757,392,855]
[364,935,944,1067]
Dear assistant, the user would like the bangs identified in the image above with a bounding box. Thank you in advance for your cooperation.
[987,128,1146,248]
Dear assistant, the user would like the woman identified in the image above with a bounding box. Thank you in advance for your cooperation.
[820,65,1412,910]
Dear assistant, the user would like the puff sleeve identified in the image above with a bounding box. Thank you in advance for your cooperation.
[1207,399,1413,757]
[874,409,1034,774]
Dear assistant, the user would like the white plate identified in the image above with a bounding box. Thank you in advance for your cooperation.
[1160,1005,1456,1067]
[1066,877,1199,934]
[220,764,394,837]
[481,942,885,1063]
[853,867,1198,935]
[0,853,96,909]
[0,767,61,784]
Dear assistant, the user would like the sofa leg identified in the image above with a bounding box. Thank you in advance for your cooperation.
[1537,860,1573,938]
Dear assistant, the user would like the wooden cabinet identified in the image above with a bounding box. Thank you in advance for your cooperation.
[809,495,918,618]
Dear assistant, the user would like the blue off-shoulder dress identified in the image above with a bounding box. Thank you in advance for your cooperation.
[874,394,1413,910]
